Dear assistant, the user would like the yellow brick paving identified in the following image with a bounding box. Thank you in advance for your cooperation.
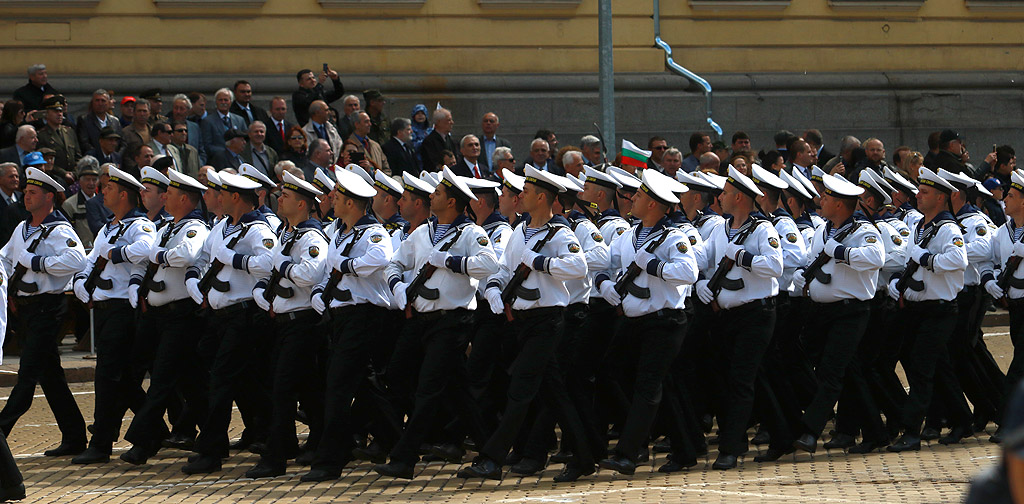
[1,327,1014,503]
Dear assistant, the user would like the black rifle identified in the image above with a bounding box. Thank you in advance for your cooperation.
[404,226,464,319]
[263,222,298,317]
[138,223,175,312]
[321,227,366,321]
[801,220,864,296]
[706,220,762,312]
[500,226,561,321]
[198,224,252,300]
[9,225,58,313]
[613,228,672,299]
[894,220,950,307]
[83,222,130,300]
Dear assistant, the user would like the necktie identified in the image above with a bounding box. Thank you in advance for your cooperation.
[278,122,285,143]
[473,164,481,178]
[317,124,326,140]
[222,115,230,128]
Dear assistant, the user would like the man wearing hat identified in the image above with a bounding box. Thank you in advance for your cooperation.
[397,171,434,238]
[462,166,595,482]
[139,89,168,126]
[139,166,172,231]
[239,163,283,231]
[62,161,100,248]
[0,167,88,458]
[694,167,783,470]
[581,166,630,248]
[885,167,969,452]
[181,171,278,474]
[246,171,329,479]
[607,166,641,225]
[36,96,80,174]
[790,173,884,457]
[372,171,409,251]
[119,170,211,465]
[86,126,122,167]
[498,168,526,226]
[300,169,396,482]
[934,129,969,175]
[210,129,248,172]
[70,167,157,464]
[364,89,389,145]
[597,169,699,476]
[884,166,924,232]
[374,167,498,480]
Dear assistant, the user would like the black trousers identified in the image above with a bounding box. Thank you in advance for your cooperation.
[897,300,972,436]
[834,294,891,443]
[193,302,270,458]
[714,299,775,457]
[0,294,86,447]
[865,294,908,434]
[387,309,488,466]
[800,299,870,437]
[479,307,594,468]
[753,294,802,452]
[124,300,205,448]
[948,287,1005,424]
[90,300,145,452]
[312,305,396,473]
[0,432,21,490]
[465,309,512,435]
[611,309,687,462]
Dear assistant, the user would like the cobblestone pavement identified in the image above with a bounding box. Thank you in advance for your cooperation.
[1,327,1014,503]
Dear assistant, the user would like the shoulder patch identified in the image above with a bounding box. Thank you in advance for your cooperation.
[370,234,383,243]
[186,229,197,238]
[953,237,964,247]
[66,238,77,247]
[891,235,902,246]
[976,226,987,236]
[689,236,697,245]
[616,228,625,236]
[308,246,319,257]
[768,237,780,248]
[142,226,153,233]
[262,238,274,249]
[786,232,798,244]
[865,236,877,244]
[592,232,604,243]
[568,243,581,253]
[676,241,688,254]
[494,235,502,244]
[899,229,910,237]
[477,236,490,246]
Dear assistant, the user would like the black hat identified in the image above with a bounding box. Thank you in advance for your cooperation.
[140,88,162,101]
[363,89,384,102]
[99,126,121,140]
[41,95,64,111]
[223,128,247,142]
[939,129,960,145]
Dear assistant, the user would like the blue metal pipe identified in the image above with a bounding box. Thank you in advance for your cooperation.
[653,0,723,137]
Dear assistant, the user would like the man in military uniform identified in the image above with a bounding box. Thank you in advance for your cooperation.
[71,167,157,464]
[364,89,389,146]
[62,160,100,248]
[36,96,80,174]
[885,166,924,232]
[372,171,408,251]
[0,167,88,457]
[240,163,282,231]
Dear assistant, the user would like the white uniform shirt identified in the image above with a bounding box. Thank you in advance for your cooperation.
[487,215,586,310]
[772,210,808,294]
[188,210,277,309]
[703,213,783,310]
[78,209,156,302]
[804,218,884,303]
[874,217,908,291]
[1,212,86,296]
[694,209,726,243]
[133,210,210,306]
[261,220,328,314]
[597,210,631,247]
[983,219,1024,301]
[318,215,393,309]
[602,220,698,317]
[901,212,967,302]
[955,206,995,287]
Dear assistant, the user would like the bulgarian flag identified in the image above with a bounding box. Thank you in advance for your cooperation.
[621,139,651,169]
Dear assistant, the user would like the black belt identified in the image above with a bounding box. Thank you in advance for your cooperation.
[902,299,954,309]
[274,309,317,323]
[409,309,448,321]
[329,304,371,318]
[511,306,563,320]
[92,299,130,310]
[213,300,254,315]
[628,308,684,322]
[12,292,63,306]
[812,298,869,308]
[147,298,197,314]
[720,297,775,313]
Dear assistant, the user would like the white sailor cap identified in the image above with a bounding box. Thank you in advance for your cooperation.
[311,167,335,195]
[333,166,377,200]
[559,173,585,193]
[439,166,477,201]
[820,172,864,200]
[108,166,145,192]
[345,164,374,186]
[640,169,681,205]
[24,166,65,193]
[975,180,993,198]
[917,167,957,194]
[789,168,820,198]
[675,170,716,193]
[606,166,641,192]
[402,172,435,198]
[373,170,404,199]
[239,163,275,190]
[778,169,813,202]
[140,166,170,190]
[419,170,440,187]
[281,170,323,199]
[882,166,918,195]
[205,168,222,190]
[726,165,764,199]
[501,169,525,194]
[219,171,262,193]
[463,176,502,196]
[167,169,206,193]
[583,165,621,189]
[750,164,788,192]
[1010,170,1024,195]
[524,165,567,193]
[698,172,727,192]
[810,166,826,183]
[857,169,893,205]
[937,168,979,192]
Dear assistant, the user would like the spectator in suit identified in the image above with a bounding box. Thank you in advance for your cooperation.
[200,87,247,162]
[86,163,115,235]
[457,134,483,178]
[580,135,603,166]
[62,156,99,247]
[382,117,417,178]
[118,96,135,128]
[230,80,270,127]
[364,89,389,145]
[86,126,122,166]
[148,121,180,165]
[520,138,561,175]
[210,128,247,171]
[302,100,342,158]
[292,66,344,126]
[478,112,511,174]
[348,111,389,175]
[75,89,120,154]
[169,120,201,178]
[125,144,153,179]
[647,136,667,172]
[419,107,457,171]
[491,146,515,176]
[0,125,37,174]
[337,94,361,142]
[279,125,309,167]
[12,64,56,115]
[120,100,152,173]
[0,162,20,218]
[803,129,835,165]
[170,94,203,163]
[242,121,278,179]
[187,92,207,123]
[304,138,334,182]
[264,96,294,155]
[0,101,24,149]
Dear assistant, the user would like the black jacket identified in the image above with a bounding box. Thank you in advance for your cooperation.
[12,81,57,112]
[382,137,418,178]
[291,78,344,126]
[933,149,969,175]
[419,130,458,171]
[229,101,272,127]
